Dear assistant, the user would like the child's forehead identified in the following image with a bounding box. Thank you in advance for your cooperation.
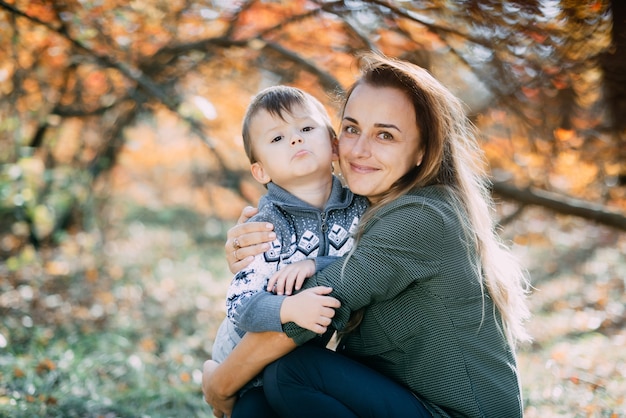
[262,101,325,121]
[287,101,323,117]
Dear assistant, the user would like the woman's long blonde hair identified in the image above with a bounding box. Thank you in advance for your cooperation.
[342,52,531,346]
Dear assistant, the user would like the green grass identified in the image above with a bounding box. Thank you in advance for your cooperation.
[0,328,207,417]
[0,334,214,417]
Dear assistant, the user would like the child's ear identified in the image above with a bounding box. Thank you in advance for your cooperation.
[331,137,339,161]
[251,162,271,184]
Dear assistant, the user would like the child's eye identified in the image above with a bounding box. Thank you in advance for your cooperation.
[302,126,314,132]
[271,135,283,143]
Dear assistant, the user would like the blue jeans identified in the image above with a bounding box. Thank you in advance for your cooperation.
[231,386,277,418]
[263,345,432,418]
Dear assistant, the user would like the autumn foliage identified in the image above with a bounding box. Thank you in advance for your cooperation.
[0,1,625,416]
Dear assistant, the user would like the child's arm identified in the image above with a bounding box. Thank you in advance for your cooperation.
[230,284,340,335]
[280,286,340,335]
[226,253,285,333]
[227,256,340,335]
[227,216,341,336]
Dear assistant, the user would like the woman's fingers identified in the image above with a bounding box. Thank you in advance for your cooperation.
[228,241,272,265]
[225,223,276,274]
[229,256,254,275]
[233,206,258,225]
[224,208,276,274]
[226,219,273,241]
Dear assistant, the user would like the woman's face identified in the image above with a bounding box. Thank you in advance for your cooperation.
[338,83,424,203]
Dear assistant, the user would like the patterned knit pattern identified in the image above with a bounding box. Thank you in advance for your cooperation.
[284,185,524,418]
[226,176,368,335]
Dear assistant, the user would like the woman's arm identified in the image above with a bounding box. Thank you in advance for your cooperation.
[285,199,446,344]
[203,331,297,416]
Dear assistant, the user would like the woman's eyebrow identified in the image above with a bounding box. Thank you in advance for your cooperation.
[375,123,401,132]
[343,116,401,132]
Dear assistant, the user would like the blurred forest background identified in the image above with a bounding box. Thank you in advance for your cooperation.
[0,0,625,417]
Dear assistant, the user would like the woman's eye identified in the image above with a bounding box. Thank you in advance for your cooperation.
[344,125,358,135]
[378,132,393,141]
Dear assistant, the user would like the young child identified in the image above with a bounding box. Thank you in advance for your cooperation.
[211,86,368,367]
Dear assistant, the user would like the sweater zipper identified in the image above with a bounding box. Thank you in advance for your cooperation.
[320,211,328,255]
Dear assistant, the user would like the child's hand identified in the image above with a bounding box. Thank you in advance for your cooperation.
[280,286,340,334]
[267,259,316,295]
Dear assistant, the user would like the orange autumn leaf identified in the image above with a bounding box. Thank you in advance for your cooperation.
[140,337,157,352]
[521,86,540,100]
[588,1,603,13]
[85,268,99,283]
[25,1,57,23]
[13,367,25,378]
[551,76,569,90]
[528,31,547,43]
[36,358,56,374]
[180,371,191,383]
[84,71,109,96]
[554,128,575,142]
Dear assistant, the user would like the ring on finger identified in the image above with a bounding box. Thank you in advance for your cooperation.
[233,238,241,250]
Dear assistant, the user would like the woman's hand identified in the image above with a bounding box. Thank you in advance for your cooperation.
[202,332,298,416]
[202,360,236,418]
[225,206,276,274]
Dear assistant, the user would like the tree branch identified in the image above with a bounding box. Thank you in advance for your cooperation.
[0,0,179,109]
[262,41,343,93]
[492,182,626,231]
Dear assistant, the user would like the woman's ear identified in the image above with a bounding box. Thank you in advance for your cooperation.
[416,148,425,167]
[251,162,271,184]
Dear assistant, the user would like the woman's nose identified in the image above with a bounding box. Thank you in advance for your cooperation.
[349,134,370,157]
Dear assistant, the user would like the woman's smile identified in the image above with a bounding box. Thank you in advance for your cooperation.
[348,161,378,174]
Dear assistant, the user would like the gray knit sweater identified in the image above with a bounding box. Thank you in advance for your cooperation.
[226,176,368,336]
[284,185,524,418]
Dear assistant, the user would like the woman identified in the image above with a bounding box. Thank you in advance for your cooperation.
[204,52,531,417]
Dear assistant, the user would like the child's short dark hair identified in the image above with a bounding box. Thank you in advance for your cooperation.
[242,86,336,163]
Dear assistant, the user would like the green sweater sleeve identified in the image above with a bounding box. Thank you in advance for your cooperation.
[284,195,445,345]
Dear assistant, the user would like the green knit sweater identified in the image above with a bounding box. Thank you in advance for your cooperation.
[284,185,523,418]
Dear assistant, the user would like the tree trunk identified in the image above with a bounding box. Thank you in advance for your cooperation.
[602,0,626,131]
[601,0,626,183]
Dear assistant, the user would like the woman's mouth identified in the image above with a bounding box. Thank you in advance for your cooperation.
[349,162,377,174]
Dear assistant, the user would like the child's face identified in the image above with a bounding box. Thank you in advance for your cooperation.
[249,103,337,188]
